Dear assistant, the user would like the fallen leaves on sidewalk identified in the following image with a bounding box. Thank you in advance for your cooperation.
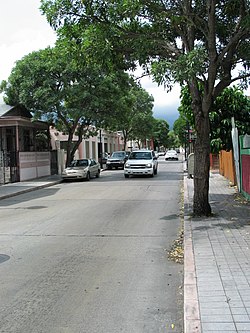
[234,193,250,205]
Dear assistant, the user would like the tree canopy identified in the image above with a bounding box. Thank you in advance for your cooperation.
[178,85,250,153]
[0,46,141,165]
[103,82,155,150]
[40,0,250,215]
[41,1,250,88]
[152,119,170,149]
[173,115,188,147]
[210,87,250,152]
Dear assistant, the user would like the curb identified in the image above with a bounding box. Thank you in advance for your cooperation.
[0,180,62,201]
[184,175,201,333]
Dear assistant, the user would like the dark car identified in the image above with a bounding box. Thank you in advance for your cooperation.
[98,152,109,166]
[106,151,129,169]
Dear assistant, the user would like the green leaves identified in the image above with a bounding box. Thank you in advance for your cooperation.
[210,86,250,152]
[152,119,170,148]
[173,116,188,147]
[178,84,250,153]
[41,0,250,90]
[1,44,150,164]
[104,81,155,147]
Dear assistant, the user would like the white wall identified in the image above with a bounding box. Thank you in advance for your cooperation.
[19,152,50,181]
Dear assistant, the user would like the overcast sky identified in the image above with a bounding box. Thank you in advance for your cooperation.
[0,0,179,127]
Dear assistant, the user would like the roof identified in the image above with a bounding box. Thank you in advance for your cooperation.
[0,103,48,130]
[0,104,32,118]
[0,104,13,117]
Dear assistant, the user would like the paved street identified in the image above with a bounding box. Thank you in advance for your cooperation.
[0,158,184,333]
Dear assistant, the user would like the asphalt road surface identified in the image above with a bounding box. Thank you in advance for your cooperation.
[0,157,184,333]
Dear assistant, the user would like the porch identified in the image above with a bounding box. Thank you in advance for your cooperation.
[0,104,51,184]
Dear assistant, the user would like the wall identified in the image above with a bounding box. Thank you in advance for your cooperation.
[240,134,250,200]
[219,150,236,185]
[50,127,124,163]
[19,152,50,181]
[210,154,219,170]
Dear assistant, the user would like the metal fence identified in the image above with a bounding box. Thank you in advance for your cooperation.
[0,151,19,185]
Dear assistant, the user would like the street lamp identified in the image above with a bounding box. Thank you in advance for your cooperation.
[117,132,121,151]
[99,129,103,169]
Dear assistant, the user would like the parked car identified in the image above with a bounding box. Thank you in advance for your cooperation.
[62,159,100,181]
[158,151,166,156]
[165,149,178,161]
[124,149,158,178]
[99,152,109,166]
[106,151,129,169]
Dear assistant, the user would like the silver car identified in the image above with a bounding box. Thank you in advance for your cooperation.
[62,159,100,181]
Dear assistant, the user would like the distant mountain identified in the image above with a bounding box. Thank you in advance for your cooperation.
[153,105,180,129]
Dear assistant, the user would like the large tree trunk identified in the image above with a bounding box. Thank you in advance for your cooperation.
[193,105,212,216]
[66,131,74,167]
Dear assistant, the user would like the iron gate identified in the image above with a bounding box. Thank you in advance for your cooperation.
[0,151,19,185]
[50,150,58,175]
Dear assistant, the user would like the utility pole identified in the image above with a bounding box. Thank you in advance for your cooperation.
[99,129,103,169]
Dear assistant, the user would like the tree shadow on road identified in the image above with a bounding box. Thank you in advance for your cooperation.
[0,187,60,207]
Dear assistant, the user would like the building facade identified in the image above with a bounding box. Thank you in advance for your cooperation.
[0,104,51,184]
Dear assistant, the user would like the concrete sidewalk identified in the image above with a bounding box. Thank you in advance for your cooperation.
[184,172,250,333]
[0,175,62,200]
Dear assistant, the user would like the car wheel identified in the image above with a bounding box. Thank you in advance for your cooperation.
[124,174,129,178]
[96,170,100,178]
[86,172,90,181]
[154,167,158,175]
